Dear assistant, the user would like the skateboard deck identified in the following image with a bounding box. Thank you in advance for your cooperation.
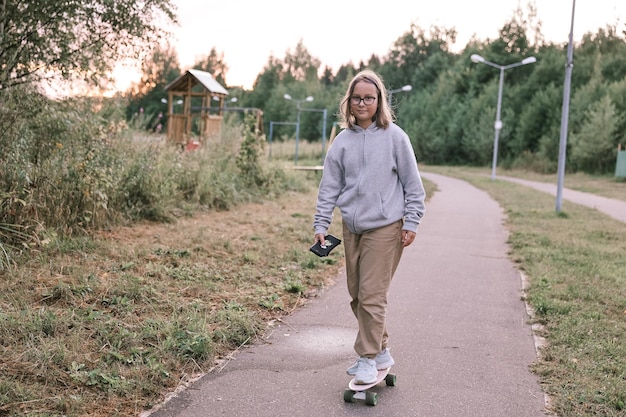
[344,368,396,406]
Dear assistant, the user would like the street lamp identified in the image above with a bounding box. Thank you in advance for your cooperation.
[284,94,314,165]
[471,53,537,180]
[160,98,183,105]
[212,96,238,110]
[223,97,238,110]
[387,84,412,105]
[556,0,576,213]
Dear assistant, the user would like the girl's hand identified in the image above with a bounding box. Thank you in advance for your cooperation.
[401,230,416,247]
[314,233,326,247]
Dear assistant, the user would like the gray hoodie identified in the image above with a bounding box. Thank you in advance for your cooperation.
[314,122,426,235]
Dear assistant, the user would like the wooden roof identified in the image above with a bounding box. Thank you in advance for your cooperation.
[165,69,228,95]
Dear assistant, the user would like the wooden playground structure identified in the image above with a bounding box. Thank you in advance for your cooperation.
[164,69,264,149]
[164,69,229,146]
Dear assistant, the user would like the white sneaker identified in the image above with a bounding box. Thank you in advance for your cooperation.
[346,348,395,375]
[375,348,395,369]
[354,357,377,385]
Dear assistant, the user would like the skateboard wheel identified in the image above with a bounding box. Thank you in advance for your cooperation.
[385,373,396,386]
[343,389,355,403]
[365,391,378,406]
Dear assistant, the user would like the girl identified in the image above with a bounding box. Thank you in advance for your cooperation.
[313,70,426,384]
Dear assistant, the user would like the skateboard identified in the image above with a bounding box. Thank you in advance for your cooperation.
[343,368,396,406]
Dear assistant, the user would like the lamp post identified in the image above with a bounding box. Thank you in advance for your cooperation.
[387,84,412,105]
[556,0,576,213]
[284,94,314,165]
[471,54,537,180]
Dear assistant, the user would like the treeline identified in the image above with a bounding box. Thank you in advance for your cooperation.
[129,4,626,175]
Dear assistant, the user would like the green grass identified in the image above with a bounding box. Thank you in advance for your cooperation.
[425,166,626,416]
[266,138,326,167]
[0,180,342,417]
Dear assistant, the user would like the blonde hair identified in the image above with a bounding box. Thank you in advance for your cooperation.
[338,70,394,130]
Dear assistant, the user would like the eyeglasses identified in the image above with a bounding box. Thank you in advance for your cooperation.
[350,95,377,105]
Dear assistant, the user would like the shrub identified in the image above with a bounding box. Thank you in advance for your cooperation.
[0,90,298,268]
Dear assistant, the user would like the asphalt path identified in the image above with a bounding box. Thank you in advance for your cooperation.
[147,172,548,417]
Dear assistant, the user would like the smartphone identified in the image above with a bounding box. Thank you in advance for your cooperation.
[309,234,342,257]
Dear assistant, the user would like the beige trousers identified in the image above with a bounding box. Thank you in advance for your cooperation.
[343,220,404,358]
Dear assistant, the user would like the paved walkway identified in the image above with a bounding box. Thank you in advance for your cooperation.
[148,172,548,417]
[498,176,626,223]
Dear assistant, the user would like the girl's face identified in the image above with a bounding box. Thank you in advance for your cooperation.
[349,80,379,128]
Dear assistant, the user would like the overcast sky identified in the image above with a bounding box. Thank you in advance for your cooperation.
[113,0,625,91]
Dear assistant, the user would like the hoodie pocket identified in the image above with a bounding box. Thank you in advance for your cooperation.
[353,192,389,230]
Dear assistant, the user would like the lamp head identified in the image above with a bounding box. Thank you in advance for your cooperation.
[470,54,485,63]
[284,94,292,100]
[402,85,412,92]
[522,56,537,65]
[305,96,314,102]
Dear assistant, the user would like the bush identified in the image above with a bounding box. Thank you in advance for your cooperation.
[0,90,299,268]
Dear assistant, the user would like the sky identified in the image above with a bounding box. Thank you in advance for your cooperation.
[114,0,625,91]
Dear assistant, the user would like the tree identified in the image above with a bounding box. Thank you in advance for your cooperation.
[130,44,181,97]
[381,23,457,91]
[607,79,626,145]
[283,39,321,82]
[249,54,284,111]
[320,66,334,86]
[126,43,181,130]
[193,48,228,87]
[497,2,539,55]
[333,63,358,87]
[0,0,177,90]
[513,83,561,157]
[570,95,620,173]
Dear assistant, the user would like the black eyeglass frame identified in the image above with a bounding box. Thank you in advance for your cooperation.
[349,95,377,106]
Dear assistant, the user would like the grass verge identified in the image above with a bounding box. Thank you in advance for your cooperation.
[0,176,345,417]
[431,165,626,202]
